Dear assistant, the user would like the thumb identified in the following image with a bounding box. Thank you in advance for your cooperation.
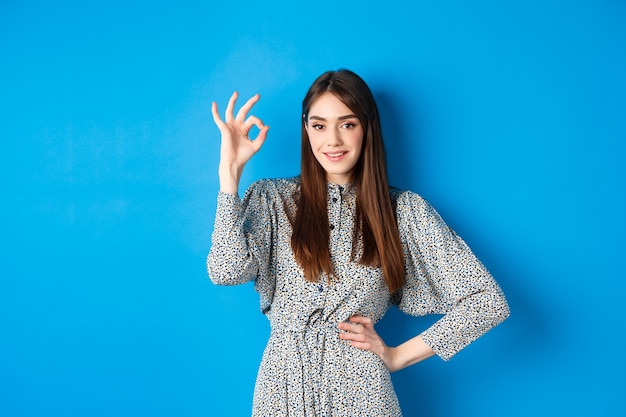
[252,125,270,152]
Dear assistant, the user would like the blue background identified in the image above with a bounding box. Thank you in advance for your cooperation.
[1,1,625,416]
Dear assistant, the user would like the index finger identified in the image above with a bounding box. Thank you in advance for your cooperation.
[347,315,372,326]
[338,321,364,334]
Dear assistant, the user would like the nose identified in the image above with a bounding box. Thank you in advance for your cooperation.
[328,126,343,146]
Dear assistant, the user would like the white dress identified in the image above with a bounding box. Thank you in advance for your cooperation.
[207,177,509,416]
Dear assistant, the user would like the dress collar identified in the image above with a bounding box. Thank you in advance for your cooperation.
[326,182,356,196]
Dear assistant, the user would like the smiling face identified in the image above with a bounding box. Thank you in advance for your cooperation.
[304,92,364,184]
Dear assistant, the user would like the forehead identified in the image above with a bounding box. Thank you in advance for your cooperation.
[308,92,355,118]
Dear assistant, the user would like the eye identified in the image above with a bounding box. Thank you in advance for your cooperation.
[341,122,357,129]
[311,124,324,130]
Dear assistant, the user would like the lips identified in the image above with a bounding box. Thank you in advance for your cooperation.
[324,151,348,161]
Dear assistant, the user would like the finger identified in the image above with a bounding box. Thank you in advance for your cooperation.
[338,321,365,334]
[235,93,261,122]
[339,331,367,343]
[348,341,372,351]
[243,115,264,132]
[339,332,371,350]
[211,102,225,127]
[348,316,373,326]
[243,115,269,149]
[225,91,239,123]
[251,125,269,151]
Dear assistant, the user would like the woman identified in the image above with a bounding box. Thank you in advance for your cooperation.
[207,69,509,416]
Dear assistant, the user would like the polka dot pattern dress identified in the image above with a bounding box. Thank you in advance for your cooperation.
[207,177,509,416]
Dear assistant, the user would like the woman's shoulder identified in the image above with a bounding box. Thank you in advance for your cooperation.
[390,186,450,234]
[389,185,428,208]
[245,176,300,204]
[248,176,300,193]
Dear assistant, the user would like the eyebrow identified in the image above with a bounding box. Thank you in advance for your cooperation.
[308,114,358,121]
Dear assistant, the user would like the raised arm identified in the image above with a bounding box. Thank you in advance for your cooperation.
[211,92,269,195]
[207,93,270,286]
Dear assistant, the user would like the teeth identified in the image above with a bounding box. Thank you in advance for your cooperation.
[327,152,344,157]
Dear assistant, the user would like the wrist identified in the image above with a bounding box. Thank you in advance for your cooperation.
[381,346,401,373]
[219,163,243,195]
[390,336,436,372]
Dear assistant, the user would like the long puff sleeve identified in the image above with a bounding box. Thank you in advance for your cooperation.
[206,180,277,314]
[394,192,509,360]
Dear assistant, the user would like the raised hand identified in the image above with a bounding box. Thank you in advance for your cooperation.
[211,91,269,195]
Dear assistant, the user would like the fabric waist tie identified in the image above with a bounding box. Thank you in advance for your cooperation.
[269,316,341,416]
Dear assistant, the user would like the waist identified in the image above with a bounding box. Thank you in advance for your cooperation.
[269,309,342,334]
[271,322,340,334]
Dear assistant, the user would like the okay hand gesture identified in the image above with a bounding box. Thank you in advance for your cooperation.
[211,92,269,195]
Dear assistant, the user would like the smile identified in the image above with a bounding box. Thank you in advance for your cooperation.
[324,151,348,161]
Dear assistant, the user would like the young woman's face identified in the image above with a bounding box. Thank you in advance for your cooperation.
[305,92,364,184]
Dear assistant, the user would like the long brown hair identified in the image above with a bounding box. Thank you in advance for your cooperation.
[291,69,406,294]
